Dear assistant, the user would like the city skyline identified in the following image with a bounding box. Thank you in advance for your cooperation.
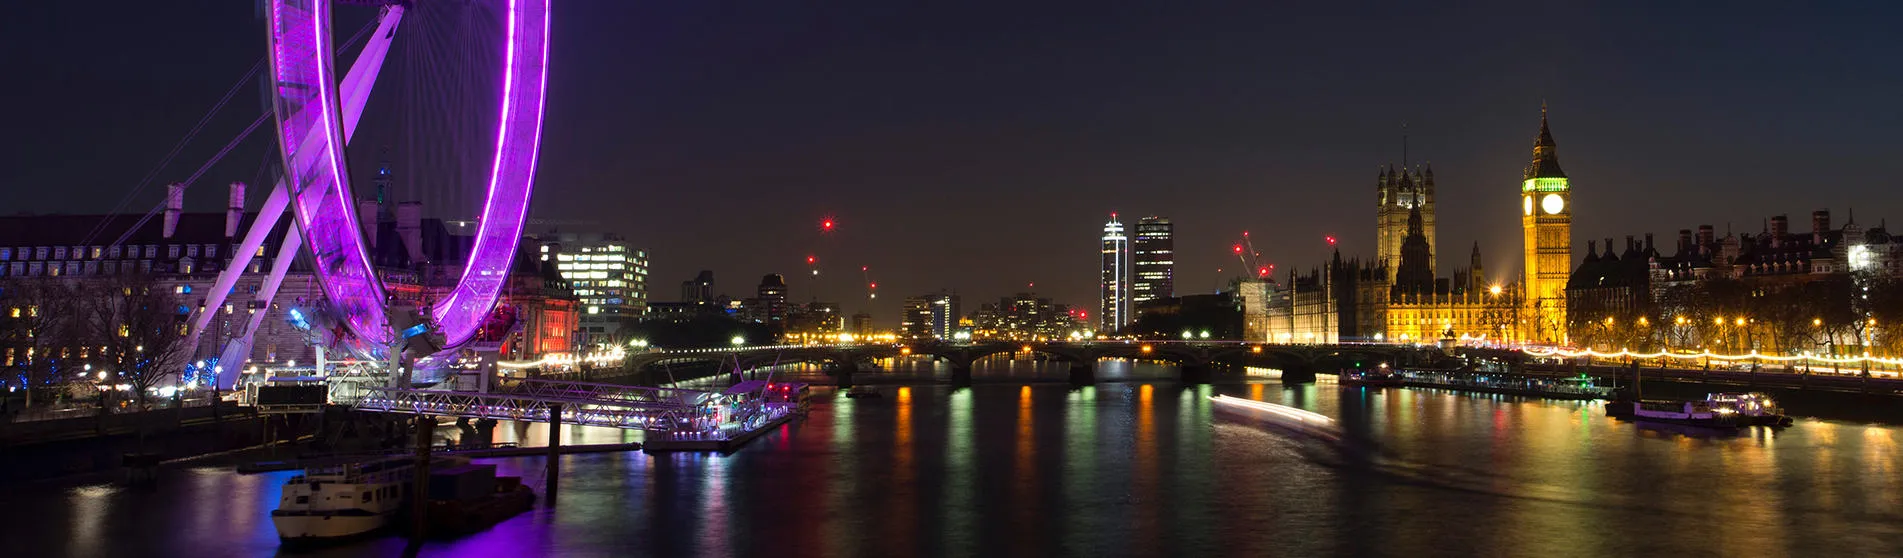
[5,2,1903,320]
[8,4,1903,555]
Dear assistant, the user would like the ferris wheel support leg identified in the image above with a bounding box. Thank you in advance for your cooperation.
[213,225,303,391]
[199,7,406,390]
[187,183,289,373]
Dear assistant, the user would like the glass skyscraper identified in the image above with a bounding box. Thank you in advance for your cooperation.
[1132,217,1174,305]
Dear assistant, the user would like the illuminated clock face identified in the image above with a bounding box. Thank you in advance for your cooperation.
[1541,193,1565,215]
[1523,196,1533,215]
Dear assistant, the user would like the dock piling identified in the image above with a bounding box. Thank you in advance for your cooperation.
[546,403,562,504]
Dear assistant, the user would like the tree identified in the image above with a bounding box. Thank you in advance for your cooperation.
[1759,284,1819,356]
[78,274,191,409]
[0,277,82,409]
[1868,277,1903,357]
[1812,274,1863,356]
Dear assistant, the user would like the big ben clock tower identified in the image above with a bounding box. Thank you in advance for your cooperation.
[1521,104,1572,343]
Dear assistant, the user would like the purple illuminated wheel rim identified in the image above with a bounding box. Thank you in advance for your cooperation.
[266,0,549,348]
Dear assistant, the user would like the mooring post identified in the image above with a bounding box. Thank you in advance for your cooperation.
[546,402,562,504]
[411,414,433,541]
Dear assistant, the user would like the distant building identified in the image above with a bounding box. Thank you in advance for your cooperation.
[849,312,875,337]
[1567,235,1659,341]
[1235,279,1272,342]
[1132,217,1174,305]
[786,301,843,340]
[900,296,932,339]
[1376,163,1437,283]
[1128,294,1243,340]
[681,270,714,304]
[927,291,960,340]
[968,292,1080,340]
[756,274,788,330]
[541,232,649,345]
[1100,215,1132,332]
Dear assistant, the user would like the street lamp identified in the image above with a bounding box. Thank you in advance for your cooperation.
[731,336,746,347]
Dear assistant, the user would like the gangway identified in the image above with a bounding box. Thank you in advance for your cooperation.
[353,387,707,431]
[502,378,713,407]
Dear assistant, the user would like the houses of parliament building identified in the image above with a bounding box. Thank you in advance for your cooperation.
[1256,107,1574,345]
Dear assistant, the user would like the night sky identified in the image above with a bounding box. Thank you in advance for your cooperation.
[5,1,1902,323]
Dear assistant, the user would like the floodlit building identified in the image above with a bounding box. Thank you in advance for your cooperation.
[541,232,649,345]
[1100,215,1131,332]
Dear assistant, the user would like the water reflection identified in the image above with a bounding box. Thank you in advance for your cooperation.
[7,367,1903,557]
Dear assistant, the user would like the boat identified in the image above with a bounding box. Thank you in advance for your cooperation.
[1605,399,1743,429]
[844,385,880,399]
[1705,392,1794,427]
[1397,370,1611,400]
[423,463,535,536]
[1339,369,1404,387]
[271,456,420,542]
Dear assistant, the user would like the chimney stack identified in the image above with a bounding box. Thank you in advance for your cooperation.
[225,182,245,238]
[1697,225,1716,253]
[397,201,424,263]
[161,183,185,238]
[1813,210,1831,243]
[1678,229,1694,255]
[1644,233,1655,254]
[358,199,381,249]
[1770,215,1788,247]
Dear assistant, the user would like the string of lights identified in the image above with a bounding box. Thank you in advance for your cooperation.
[1520,347,1903,366]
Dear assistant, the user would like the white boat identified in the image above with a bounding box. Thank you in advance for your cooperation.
[1705,392,1794,426]
[271,457,417,542]
[1608,400,1743,429]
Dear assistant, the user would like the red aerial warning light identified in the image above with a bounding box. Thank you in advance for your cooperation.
[869,282,878,289]
[1257,266,1270,277]
[806,255,816,264]
[1325,235,1338,246]
[1232,244,1244,254]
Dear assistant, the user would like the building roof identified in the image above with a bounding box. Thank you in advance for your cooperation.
[0,212,287,248]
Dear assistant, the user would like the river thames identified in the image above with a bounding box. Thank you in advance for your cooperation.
[3,361,1901,557]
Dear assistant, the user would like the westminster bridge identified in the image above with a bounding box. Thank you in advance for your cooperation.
[596,340,1459,386]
